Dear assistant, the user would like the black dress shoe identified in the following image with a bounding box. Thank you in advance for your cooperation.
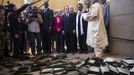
[78,51,84,54]
[65,50,71,54]
[13,55,19,59]
[45,51,51,54]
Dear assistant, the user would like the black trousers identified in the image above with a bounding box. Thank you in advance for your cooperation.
[72,33,77,52]
[41,30,51,53]
[28,32,42,55]
[78,34,87,53]
[64,32,77,53]
[55,31,64,52]
[13,32,25,58]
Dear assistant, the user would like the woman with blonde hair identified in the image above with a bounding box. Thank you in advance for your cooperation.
[53,10,63,53]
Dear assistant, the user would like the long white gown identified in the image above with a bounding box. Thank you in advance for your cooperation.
[83,2,108,57]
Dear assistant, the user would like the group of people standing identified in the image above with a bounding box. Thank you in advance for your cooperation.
[52,0,110,58]
[0,0,109,59]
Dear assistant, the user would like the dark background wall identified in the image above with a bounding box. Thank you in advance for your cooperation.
[110,0,134,57]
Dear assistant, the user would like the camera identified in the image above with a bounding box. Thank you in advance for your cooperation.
[28,7,38,18]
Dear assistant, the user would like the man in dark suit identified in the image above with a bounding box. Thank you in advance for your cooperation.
[8,4,29,59]
[76,3,87,53]
[40,1,53,53]
[69,5,77,53]
[62,5,75,53]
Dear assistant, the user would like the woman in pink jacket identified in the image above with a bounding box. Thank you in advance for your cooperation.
[53,10,63,53]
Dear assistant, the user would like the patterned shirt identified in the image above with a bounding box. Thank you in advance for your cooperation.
[28,20,40,33]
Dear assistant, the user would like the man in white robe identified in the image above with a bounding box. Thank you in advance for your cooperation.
[83,0,108,58]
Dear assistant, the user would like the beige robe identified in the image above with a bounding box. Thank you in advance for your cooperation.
[83,2,108,51]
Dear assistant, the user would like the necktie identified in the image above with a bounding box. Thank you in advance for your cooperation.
[78,12,81,36]
[66,13,69,17]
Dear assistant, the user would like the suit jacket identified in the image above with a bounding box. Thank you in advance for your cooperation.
[69,12,76,31]
[53,16,62,32]
[40,8,53,31]
[62,13,76,33]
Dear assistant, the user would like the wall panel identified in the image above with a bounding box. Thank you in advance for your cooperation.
[110,0,134,57]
